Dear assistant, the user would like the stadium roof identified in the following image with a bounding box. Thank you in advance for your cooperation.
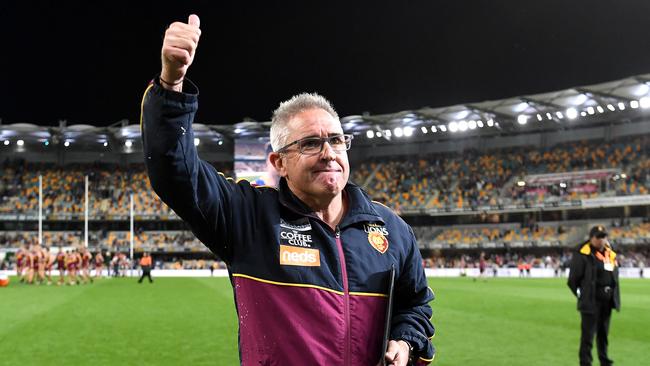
[3,73,650,151]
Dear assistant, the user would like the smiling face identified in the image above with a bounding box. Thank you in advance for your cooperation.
[270,108,350,205]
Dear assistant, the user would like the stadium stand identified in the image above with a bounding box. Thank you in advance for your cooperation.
[1,75,649,274]
[358,135,650,212]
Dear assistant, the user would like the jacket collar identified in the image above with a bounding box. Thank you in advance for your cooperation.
[579,241,617,260]
[278,177,384,228]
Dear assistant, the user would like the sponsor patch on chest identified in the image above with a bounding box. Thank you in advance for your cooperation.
[279,218,314,248]
[279,245,321,267]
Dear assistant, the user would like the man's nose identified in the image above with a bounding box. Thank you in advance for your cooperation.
[319,141,337,160]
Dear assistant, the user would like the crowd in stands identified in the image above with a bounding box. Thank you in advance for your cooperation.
[0,230,205,252]
[2,221,648,255]
[425,247,648,271]
[609,222,650,242]
[1,136,648,215]
[358,136,650,212]
[416,225,578,247]
[0,160,232,216]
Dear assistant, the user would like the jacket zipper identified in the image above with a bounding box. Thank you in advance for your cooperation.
[334,226,351,366]
[277,198,353,364]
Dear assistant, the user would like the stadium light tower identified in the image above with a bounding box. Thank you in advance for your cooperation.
[366,130,374,138]
[394,127,403,137]
[403,127,414,137]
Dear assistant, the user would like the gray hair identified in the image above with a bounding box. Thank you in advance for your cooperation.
[270,93,339,152]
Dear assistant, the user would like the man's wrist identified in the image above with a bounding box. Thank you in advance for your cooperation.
[397,339,413,360]
[159,69,185,92]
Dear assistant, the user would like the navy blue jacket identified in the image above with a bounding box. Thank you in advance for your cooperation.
[141,79,435,365]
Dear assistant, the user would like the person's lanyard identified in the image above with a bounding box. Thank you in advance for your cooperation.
[594,249,610,263]
[595,248,614,271]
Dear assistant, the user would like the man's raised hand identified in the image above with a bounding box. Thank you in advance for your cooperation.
[160,14,201,91]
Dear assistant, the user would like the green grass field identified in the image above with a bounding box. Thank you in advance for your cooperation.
[1,277,648,365]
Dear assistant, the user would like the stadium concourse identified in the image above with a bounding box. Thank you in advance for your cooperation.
[1,75,650,278]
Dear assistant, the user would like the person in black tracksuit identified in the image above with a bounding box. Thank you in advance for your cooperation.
[568,226,621,366]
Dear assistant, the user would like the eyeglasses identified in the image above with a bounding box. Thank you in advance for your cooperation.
[276,134,353,155]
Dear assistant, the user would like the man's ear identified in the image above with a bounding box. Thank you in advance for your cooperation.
[268,152,287,177]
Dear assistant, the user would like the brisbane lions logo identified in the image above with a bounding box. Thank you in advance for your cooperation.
[364,224,389,254]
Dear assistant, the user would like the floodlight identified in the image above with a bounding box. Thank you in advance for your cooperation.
[566,108,578,119]
[640,96,650,109]
[458,121,468,131]
[517,115,528,125]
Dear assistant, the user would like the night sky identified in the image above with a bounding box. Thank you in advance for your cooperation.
[2,0,650,127]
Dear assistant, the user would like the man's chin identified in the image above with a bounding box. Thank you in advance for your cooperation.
[314,181,343,197]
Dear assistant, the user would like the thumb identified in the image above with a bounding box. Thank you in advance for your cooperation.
[188,14,200,27]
